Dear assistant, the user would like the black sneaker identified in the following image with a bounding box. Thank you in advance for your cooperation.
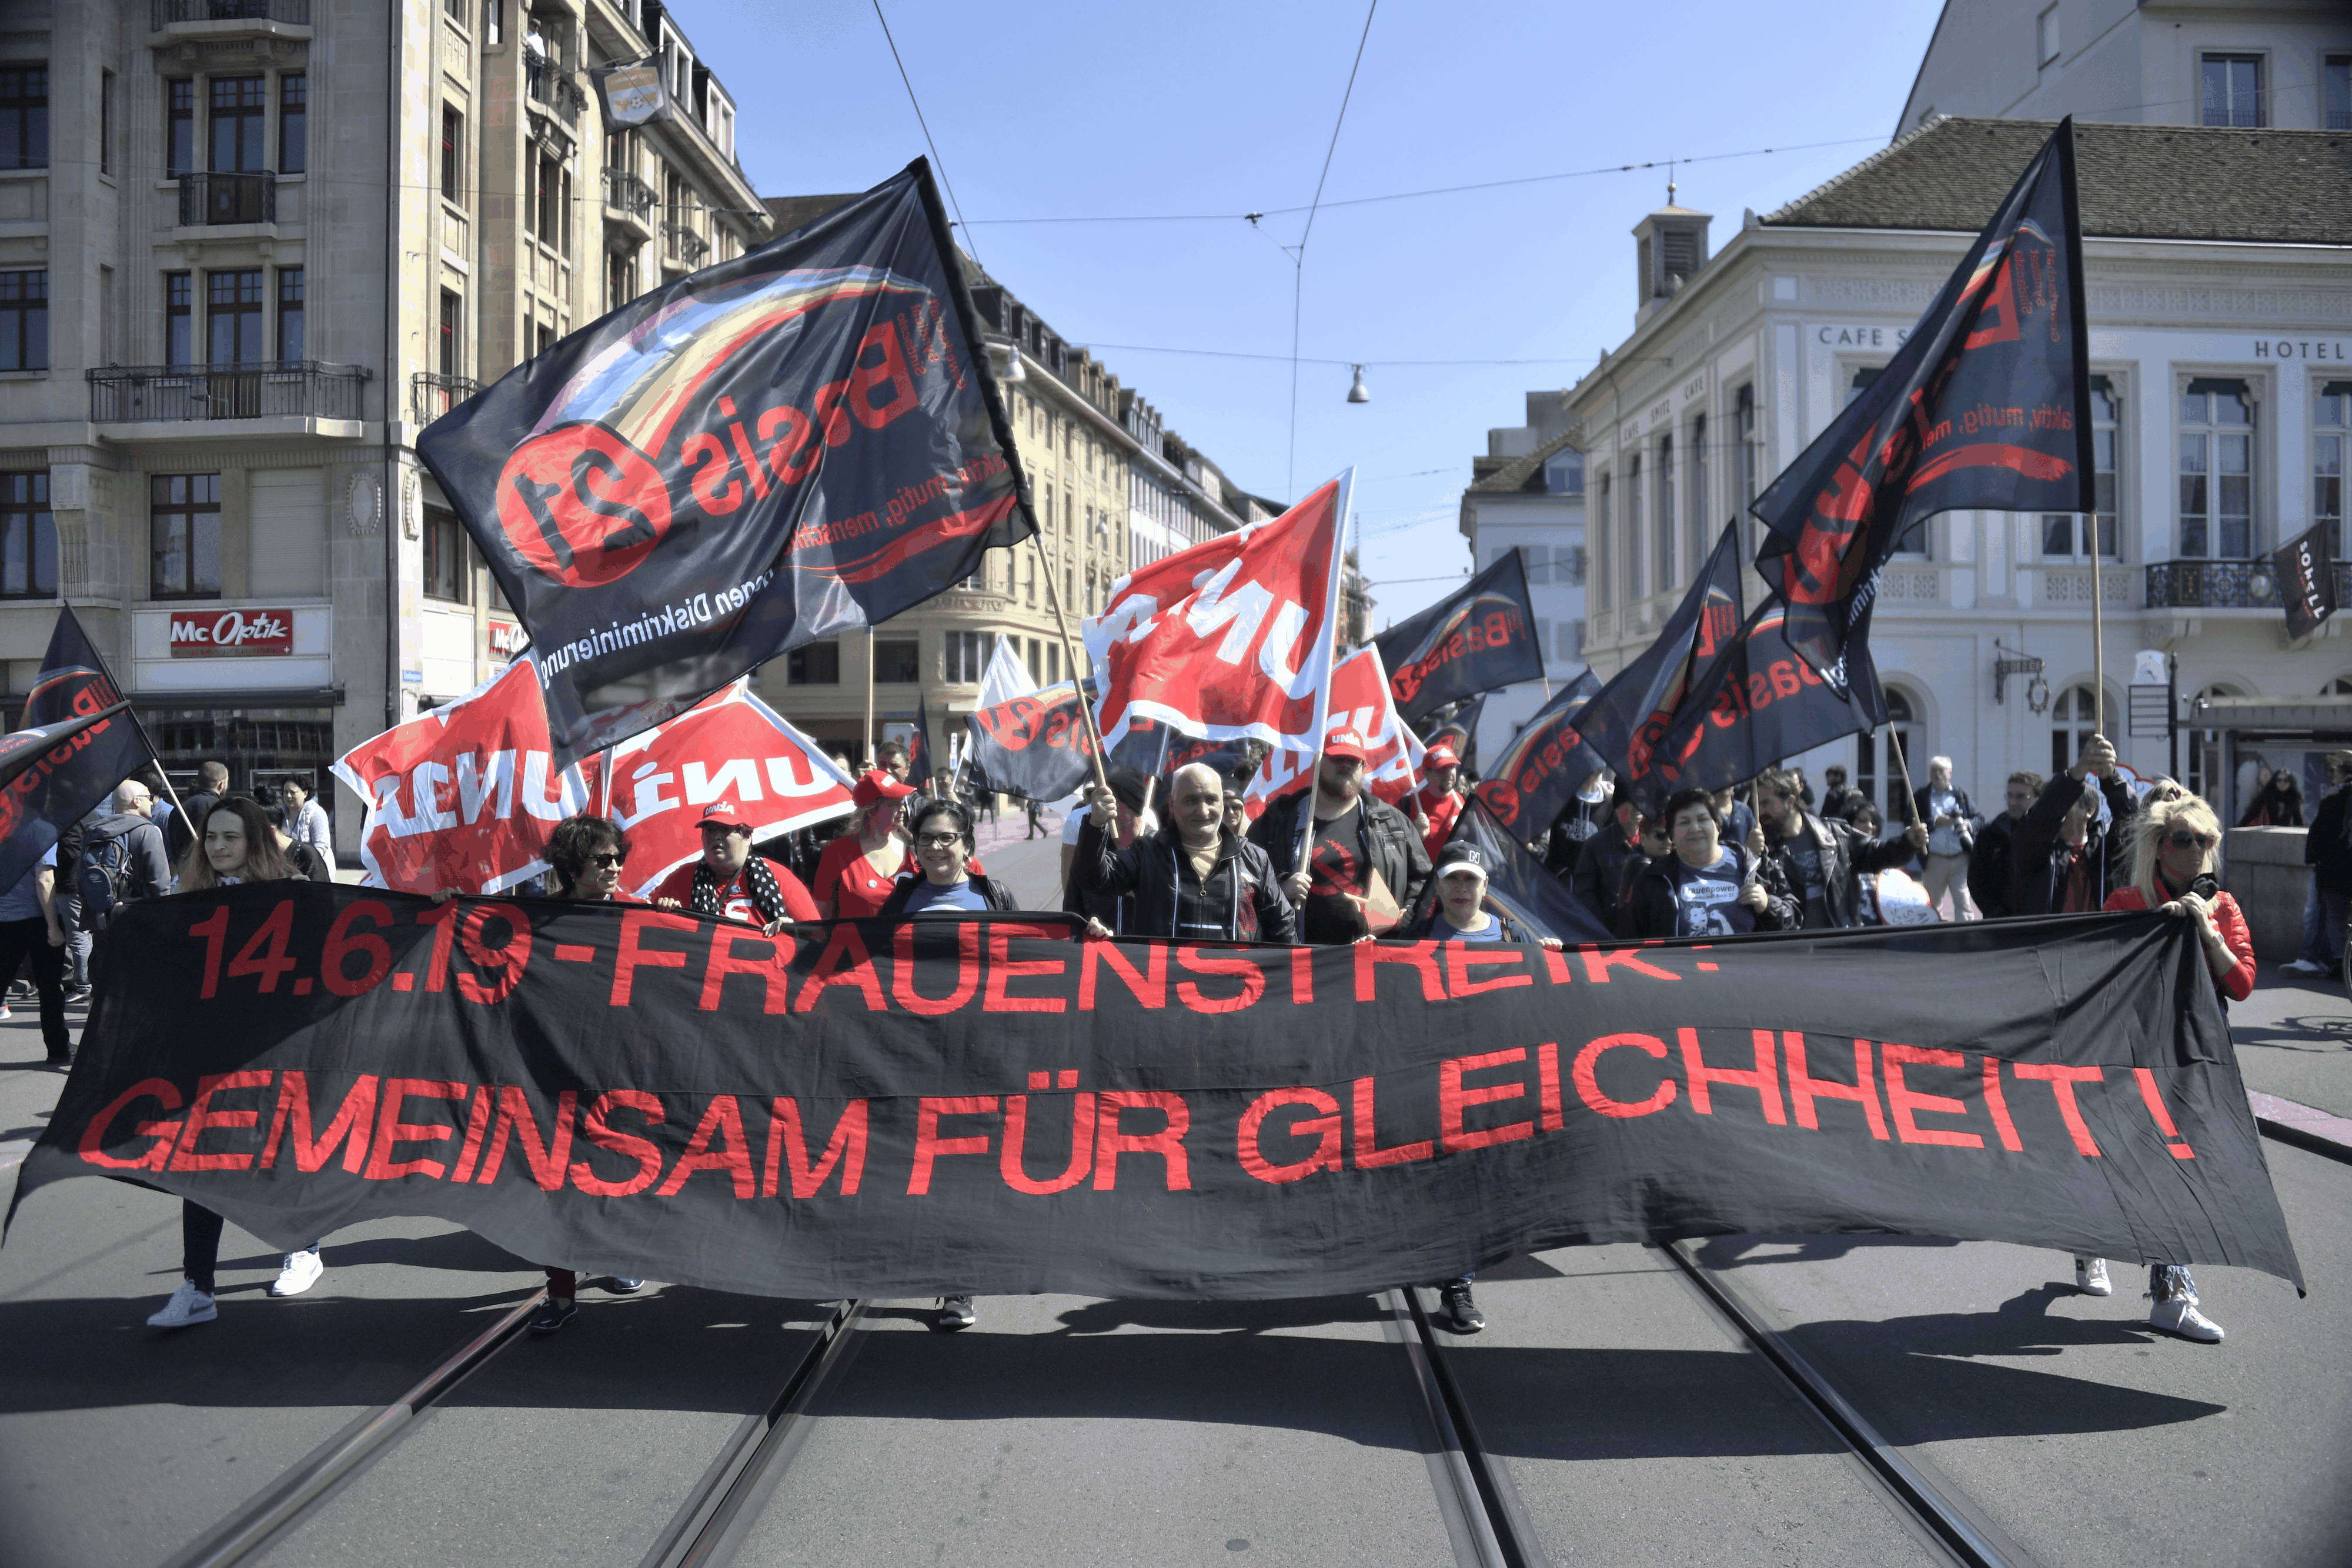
[529,1297,579,1335]
[934,1294,975,1332]
[1438,1281,1484,1335]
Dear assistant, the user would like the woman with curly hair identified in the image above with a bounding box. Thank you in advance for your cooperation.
[2067,790,2251,1345]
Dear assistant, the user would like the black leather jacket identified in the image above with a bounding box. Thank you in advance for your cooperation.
[2011,771,2137,916]
[1247,788,1432,913]
[1763,810,1917,930]
[1080,819,1295,944]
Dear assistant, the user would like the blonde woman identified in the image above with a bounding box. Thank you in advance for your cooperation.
[2067,790,2251,1345]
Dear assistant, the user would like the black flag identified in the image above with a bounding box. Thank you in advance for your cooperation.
[1372,551,1546,727]
[1568,524,1744,790]
[0,607,155,891]
[1470,670,1604,838]
[1753,120,2094,694]
[965,681,1098,803]
[417,160,1034,765]
[1423,693,1486,775]
[2274,522,2336,640]
[1415,793,1612,944]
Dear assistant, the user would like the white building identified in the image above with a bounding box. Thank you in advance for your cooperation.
[1569,116,2352,824]
[1455,392,1588,763]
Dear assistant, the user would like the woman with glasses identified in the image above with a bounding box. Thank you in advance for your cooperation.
[529,814,646,1334]
[878,800,1020,917]
[2065,790,2250,1344]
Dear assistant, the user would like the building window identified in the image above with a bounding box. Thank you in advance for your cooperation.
[166,80,195,178]
[165,272,192,366]
[423,506,469,602]
[2043,376,2120,560]
[276,268,304,360]
[440,106,463,205]
[2179,379,2252,559]
[443,0,467,22]
[607,252,634,313]
[874,638,921,683]
[439,289,462,376]
[1593,474,1611,610]
[151,474,222,600]
[0,473,56,598]
[2050,684,2103,777]
[1559,620,1585,662]
[1654,434,1676,589]
[1542,447,1583,496]
[1024,550,1036,607]
[0,270,45,371]
[1689,414,1709,569]
[2036,4,2059,66]
[279,73,306,173]
[2327,55,2351,132]
[2316,382,2348,561]
[1855,688,1916,818]
[944,630,991,683]
[0,65,45,170]
[485,0,503,46]
[539,152,563,243]
[209,76,266,173]
[1734,384,1760,556]
[787,641,840,684]
[1513,543,1549,585]
[208,269,264,363]
[1626,456,1644,601]
[99,71,113,177]
[2201,54,2263,128]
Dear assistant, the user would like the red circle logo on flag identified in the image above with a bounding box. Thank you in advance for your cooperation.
[495,423,675,587]
[1475,778,1519,825]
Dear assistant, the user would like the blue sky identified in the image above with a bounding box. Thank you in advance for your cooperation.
[673,0,1946,627]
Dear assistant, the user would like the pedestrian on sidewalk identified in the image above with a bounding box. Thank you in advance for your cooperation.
[2069,790,2250,1343]
[2285,752,2352,977]
[1023,795,1045,839]
[1913,755,1982,920]
[0,847,70,1063]
[146,798,323,1330]
[280,776,336,871]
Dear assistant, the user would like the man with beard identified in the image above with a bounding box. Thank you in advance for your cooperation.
[1249,729,1431,943]
[1753,767,1929,930]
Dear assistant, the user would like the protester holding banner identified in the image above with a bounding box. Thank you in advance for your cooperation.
[2012,735,2136,917]
[811,773,917,918]
[1755,768,1926,931]
[878,800,1020,918]
[1622,787,1796,940]
[1248,731,1431,944]
[1415,744,1466,861]
[652,809,819,931]
[1078,765,1295,945]
[148,797,326,1328]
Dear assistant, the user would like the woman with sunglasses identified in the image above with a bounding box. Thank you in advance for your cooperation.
[529,814,646,1333]
[2065,791,2251,1344]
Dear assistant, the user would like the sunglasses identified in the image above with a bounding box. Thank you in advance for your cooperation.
[916,832,965,849]
[2166,831,2217,851]
[589,851,626,869]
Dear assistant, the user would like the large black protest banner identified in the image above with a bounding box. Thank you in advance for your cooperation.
[0,606,155,891]
[1753,120,2094,694]
[12,886,2300,1300]
[417,161,1034,765]
[1373,552,1546,727]
[2274,521,2336,640]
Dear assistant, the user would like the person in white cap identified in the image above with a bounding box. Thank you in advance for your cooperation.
[1247,728,1431,944]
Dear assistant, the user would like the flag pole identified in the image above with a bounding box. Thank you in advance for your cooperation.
[1885,720,1919,828]
[1295,474,1357,874]
[2089,554,2106,738]
[863,626,876,770]
[1029,531,1114,803]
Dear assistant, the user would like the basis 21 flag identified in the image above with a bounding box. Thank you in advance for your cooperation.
[416,159,1034,766]
[1753,119,2094,694]
[967,681,1099,804]
[593,680,856,898]
[0,606,156,892]
[1372,550,1545,727]
[332,658,591,894]
[1472,669,1604,837]
[1242,646,1426,821]
[2274,521,2337,639]
[1567,524,1744,794]
[1084,474,1352,754]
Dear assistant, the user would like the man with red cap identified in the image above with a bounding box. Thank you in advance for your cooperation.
[1248,727,1431,944]
[1416,741,1466,860]
[651,803,820,930]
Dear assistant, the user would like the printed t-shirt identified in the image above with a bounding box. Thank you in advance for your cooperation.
[649,858,819,925]
[901,878,990,917]
[1303,803,1369,944]
[1670,850,1755,938]
[813,835,908,918]
[1776,833,1829,929]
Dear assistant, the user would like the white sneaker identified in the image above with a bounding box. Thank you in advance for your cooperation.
[2150,1298,2224,1343]
[269,1248,323,1298]
[146,1279,217,1329]
[2075,1257,2112,1296]
[2281,958,2327,975]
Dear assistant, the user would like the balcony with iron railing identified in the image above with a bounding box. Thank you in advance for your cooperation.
[88,362,368,426]
[2147,559,2352,610]
[151,0,310,31]
[177,170,276,228]
[603,166,657,216]
[524,58,586,128]
[662,219,708,267]
[411,372,480,427]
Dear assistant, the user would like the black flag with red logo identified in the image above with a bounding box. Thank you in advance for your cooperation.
[966,681,1100,804]
[1752,119,2093,694]
[1470,670,1603,839]
[0,606,155,892]
[417,161,1034,765]
[1372,550,1546,727]
[2274,522,2337,640]
[1566,524,1745,791]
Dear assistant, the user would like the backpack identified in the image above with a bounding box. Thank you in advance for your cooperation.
[74,820,142,934]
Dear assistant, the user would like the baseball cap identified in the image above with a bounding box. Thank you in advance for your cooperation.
[852,769,918,810]
[1425,742,1460,768]
[1324,727,1371,763]
[1434,841,1489,878]
[696,802,754,831]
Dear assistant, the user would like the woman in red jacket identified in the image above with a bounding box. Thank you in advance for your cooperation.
[2070,791,2250,1345]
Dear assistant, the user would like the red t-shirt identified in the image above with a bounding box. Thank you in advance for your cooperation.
[813,835,910,918]
[1419,788,1463,860]
[650,858,818,925]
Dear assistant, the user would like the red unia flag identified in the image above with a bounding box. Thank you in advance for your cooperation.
[333,657,591,893]
[1241,644,1425,822]
[1083,473,1353,753]
[592,680,857,897]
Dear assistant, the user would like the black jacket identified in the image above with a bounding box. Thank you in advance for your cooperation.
[2308,785,2352,896]
[1570,828,1643,931]
[168,790,219,863]
[1968,812,2026,918]
[876,871,1020,917]
[1248,789,1432,914]
[1912,784,1982,854]
[2011,771,2137,916]
[1818,784,1865,823]
[1621,841,1798,940]
[1763,810,1917,930]
[1080,819,1295,944]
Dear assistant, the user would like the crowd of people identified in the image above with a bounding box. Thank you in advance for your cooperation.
[32,728,2310,1349]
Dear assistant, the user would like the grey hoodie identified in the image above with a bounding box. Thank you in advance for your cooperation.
[82,811,175,904]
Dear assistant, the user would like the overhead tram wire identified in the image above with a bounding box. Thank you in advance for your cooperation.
[869,0,978,267]
[1287,0,1379,499]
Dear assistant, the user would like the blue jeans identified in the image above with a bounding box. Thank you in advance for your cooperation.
[2298,885,2349,968]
